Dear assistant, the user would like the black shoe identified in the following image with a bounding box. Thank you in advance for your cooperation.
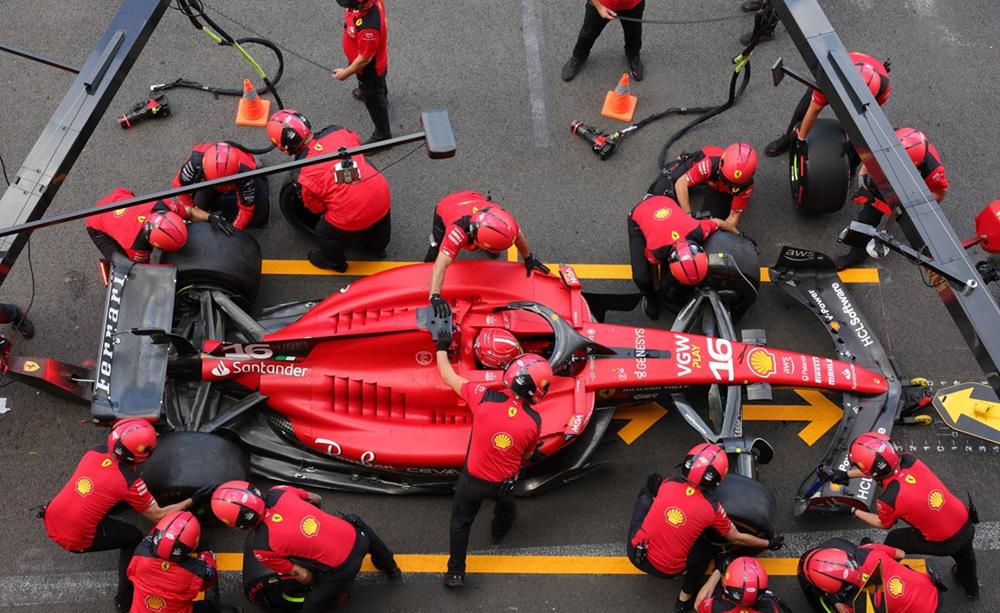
[443,572,465,588]
[835,252,868,271]
[952,565,980,600]
[352,88,363,101]
[14,308,34,339]
[384,562,403,581]
[308,250,348,273]
[642,296,659,320]
[645,472,663,495]
[741,0,763,11]
[765,133,791,157]
[484,250,502,260]
[627,55,645,81]
[674,598,694,612]
[561,56,584,82]
[859,536,874,546]
[740,28,774,46]
[363,132,392,146]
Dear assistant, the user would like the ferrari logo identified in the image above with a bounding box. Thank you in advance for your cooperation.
[23,360,40,372]
[654,208,671,220]
[685,486,696,496]
[928,490,945,510]
[271,513,283,523]
[101,459,112,468]
[747,347,776,378]
[160,561,170,571]
[508,406,518,418]
[904,474,916,484]
[137,215,146,224]
[887,576,904,597]
[733,169,743,179]
[75,477,94,496]
[313,143,324,151]
[144,595,166,611]
[492,432,513,450]
[300,516,320,537]
[664,507,686,526]
[114,208,128,217]
[671,231,680,240]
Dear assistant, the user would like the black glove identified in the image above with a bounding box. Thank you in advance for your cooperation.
[823,501,856,515]
[208,213,235,236]
[429,293,451,319]
[433,325,453,351]
[818,464,851,485]
[767,535,785,551]
[524,255,551,277]
[714,551,738,573]
[791,133,807,156]
[190,484,219,506]
[645,472,663,495]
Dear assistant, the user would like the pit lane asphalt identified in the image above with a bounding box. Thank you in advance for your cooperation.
[1,0,999,610]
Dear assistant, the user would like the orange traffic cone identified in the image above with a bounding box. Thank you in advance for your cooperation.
[235,79,271,127]
[601,73,637,122]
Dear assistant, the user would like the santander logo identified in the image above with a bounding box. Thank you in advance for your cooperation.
[211,362,231,377]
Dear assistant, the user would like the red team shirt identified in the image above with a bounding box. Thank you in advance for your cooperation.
[172,143,258,230]
[296,125,391,231]
[630,196,719,264]
[86,187,191,263]
[435,190,494,259]
[683,146,755,213]
[835,543,940,612]
[251,486,358,573]
[630,478,734,575]
[875,453,968,542]
[461,382,541,483]
[343,0,388,76]
[698,595,779,613]
[127,539,218,613]
[600,0,643,10]
[812,52,890,107]
[44,445,156,551]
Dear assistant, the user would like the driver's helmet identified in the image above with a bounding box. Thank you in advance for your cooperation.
[201,142,241,181]
[474,328,522,369]
[471,206,519,253]
[267,109,313,155]
[107,418,157,465]
[802,547,862,594]
[667,240,709,286]
[145,211,188,252]
[152,511,201,561]
[681,442,728,490]
[211,480,266,529]
[502,353,552,405]
[719,143,758,188]
[722,557,768,606]
[848,432,900,480]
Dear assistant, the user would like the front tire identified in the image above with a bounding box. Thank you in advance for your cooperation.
[712,474,776,548]
[790,118,851,215]
[138,431,249,504]
[160,222,262,310]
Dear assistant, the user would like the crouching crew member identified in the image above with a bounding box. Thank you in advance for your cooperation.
[127,511,237,612]
[425,191,549,320]
[826,432,979,600]
[628,195,739,320]
[86,186,233,263]
[648,143,758,229]
[41,419,205,611]
[627,444,783,612]
[695,556,781,612]
[801,540,942,612]
[212,481,400,611]
[267,109,391,273]
[172,141,269,228]
[0,302,34,339]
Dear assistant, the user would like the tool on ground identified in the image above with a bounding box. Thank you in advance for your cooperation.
[118,94,170,129]
[570,121,621,160]
[601,73,638,122]
[235,79,270,126]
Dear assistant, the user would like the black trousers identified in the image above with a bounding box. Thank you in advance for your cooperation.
[79,516,143,604]
[301,517,396,613]
[571,1,645,60]
[647,156,735,219]
[195,175,270,227]
[423,213,447,262]
[628,216,658,300]
[447,471,517,575]
[626,488,720,594]
[0,303,20,324]
[884,519,978,592]
[87,228,126,261]
[783,90,813,137]
[357,70,391,139]
[841,202,884,263]
[313,212,391,268]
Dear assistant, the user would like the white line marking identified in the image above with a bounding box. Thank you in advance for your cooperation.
[520,0,551,148]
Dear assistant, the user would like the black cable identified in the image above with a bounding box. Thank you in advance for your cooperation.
[149,37,285,97]
[617,13,746,25]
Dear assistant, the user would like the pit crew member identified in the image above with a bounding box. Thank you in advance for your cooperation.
[560,0,646,82]
[333,0,391,143]
[695,556,781,612]
[172,141,269,229]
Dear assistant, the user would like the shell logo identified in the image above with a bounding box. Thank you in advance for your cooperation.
[905,474,917,484]
[928,490,945,510]
[492,432,513,450]
[144,595,166,610]
[747,347,776,378]
[685,486,696,497]
[300,516,320,538]
[75,477,94,496]
[508,406,518,418]
[654,208,671,220]
[664,507,686,527]
[887,576,905,597]
[23,360,40,372]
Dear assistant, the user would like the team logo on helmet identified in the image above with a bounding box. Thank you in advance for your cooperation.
[664,507,686,527]
[492,432,513,450]
[75,477,94,496]
[888,576,905,597]
[300,516,320,538]
[733,169,743,179]
[654,208,671,220]
[144,596,166,611]
[928,490,945,510]
[747,348,776,378]
[905,474,917,484]
[508,406,518,418]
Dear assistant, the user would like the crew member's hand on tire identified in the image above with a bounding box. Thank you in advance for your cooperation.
[208,213,235,236]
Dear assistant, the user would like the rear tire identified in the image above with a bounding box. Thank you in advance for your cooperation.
[701,232,760,321]
[790,118,851,215]
[160,222,262,309]
[279,180,320,237]
[712,474,776,545]
[243,532,312,610]
[138,431,249,504]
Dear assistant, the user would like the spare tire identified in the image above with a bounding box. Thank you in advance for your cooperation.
[798,537,857,611]
[279,180,321,237]
[138,431,249,504]
[161,222,262,309]
[790,118,851,215]
[701,232,761,321]
[712,474,776,546]
[243,532,312,610]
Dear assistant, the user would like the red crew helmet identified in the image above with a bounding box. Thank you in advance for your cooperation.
[502,353,553,405]
[895,127,930,166]
[201,142,241,181]
[145,210,188,252]
[211,480,266,529]
[802,547,862,594]
[472,206,519,252]
[474,328,523,369]
[722,557,768,606]
[682,442,728,490]
[152,511,201,561]
[667,240,709,286]
[267,109,314,155]
[719,143,758,187]
[850,53,891,105]
[849,432,900,480]
[107,418,158,464]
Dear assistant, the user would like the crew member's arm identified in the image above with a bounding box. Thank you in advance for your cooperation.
[723,525,771,549]
[231,176,257,230]
[712,218,740,234]
[436,350,468,395]
[796,101,823,141]
[333,53,373,81]
[695,569,722,607]
[717,503,775,549]
[159,199,210,223]
[834,604,851,613]
[429,251,454,297]
[140,498,194,523]
[290,564,315,584]
[673,176,692,213]
[514,230,531,260]
[852,507,888,529]
[862,543,906,560]
[590,0,618,20]
[725,187,752,228]
[173,151,202,210]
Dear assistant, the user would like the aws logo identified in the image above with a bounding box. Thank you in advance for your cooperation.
[654,208,671,220]
[664,507,686,527]
[300,516,320,538]
[928,490,945,511]
[492,432,513,450]
[75,477,94,496]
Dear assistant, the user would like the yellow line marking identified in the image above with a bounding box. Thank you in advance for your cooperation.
[613,402,668,444]
[261,260,879,283]
[215,553,923,576]
[744,389,844,446]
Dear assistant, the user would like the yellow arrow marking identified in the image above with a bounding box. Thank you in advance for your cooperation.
[939,385,1000,425]
[612,402,668,444]
[744,389,843,446]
